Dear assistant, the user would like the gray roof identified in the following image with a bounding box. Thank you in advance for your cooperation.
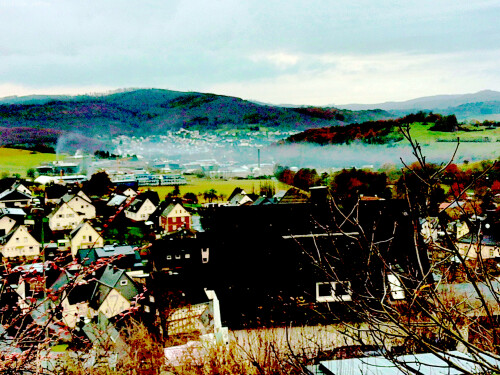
[309,351,500,375]
[107,194,127,207]
[94,244,136,259]
[69,221,86,239]
[0,208,26,217]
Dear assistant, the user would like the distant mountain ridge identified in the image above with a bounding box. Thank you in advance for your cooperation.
[0,89,392,141]
[338,90,500,110]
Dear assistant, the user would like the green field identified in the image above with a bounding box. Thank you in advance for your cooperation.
[143,176,290,202]
[0,148,63,177]
[405,123,500,143]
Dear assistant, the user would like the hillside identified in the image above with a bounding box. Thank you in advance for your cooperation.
[0,89,392,144]
[337,90,500,121]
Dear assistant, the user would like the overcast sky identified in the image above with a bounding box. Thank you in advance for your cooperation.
[0,0,499,105]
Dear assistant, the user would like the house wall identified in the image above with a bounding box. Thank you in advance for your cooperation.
[67,196,96,219]
[0,216,17,235]
[61,298,91,328]
[99,289,131,319]
[70,223,104,257]
[1,225,40,258]
[125,199,156,221]
[0,199,30,208]
[160,204,192,232]
[457,242,499,259]
[49,204,83,231]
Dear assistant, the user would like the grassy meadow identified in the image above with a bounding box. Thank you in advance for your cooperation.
[144,176,290,202]
[0,147,63,177]
[406,122,500,143]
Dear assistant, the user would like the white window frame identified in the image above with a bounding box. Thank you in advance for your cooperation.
[316,281,352,302]
[387,273,405,300]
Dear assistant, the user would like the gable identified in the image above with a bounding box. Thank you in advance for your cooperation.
[162,203,190,218]
[77,190,91,203]
[4,225,39,247]
[0,189,32,202]
[51,203,78,218]
[0,216,16,233]
[99,289,131,319]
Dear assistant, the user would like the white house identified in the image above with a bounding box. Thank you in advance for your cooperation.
[0,225,40,258]
[0,215,18,236]
[62,193,96,220]
[48,203,84,231]
[0,189,32,208]
[124,198,156,222]
[69,221,104,258]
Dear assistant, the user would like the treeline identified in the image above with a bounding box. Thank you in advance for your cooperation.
[275,159,500,216]
[280,112,466,146]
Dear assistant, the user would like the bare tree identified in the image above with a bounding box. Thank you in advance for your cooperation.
[305,124,500,373]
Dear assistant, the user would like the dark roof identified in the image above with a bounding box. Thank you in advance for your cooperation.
[138,190,160,206]
[228,187,245,202]
[0,224,21,245]
[90,264,139,308]
[126,199,144,213]
[253,196,274,206]
[45,184,68,200]
[76,248,98,265]
[458,233,499,246]
[161,203,176,217]
[0,189,32,202]
[278,187,309,204]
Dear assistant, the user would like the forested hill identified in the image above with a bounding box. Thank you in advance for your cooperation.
[279,112,500,146]
[0,89,392,140]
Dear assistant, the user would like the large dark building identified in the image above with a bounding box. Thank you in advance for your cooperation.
[150,190,429,329]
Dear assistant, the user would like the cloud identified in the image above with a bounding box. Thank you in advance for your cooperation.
[207,50,500,105]
[0,1,499,103]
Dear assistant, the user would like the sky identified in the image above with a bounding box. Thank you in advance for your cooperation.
[0,0,499,106]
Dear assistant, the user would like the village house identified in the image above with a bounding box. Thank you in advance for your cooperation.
[160,203,192,233]
[89,264,141,319]
[0,188,32,208]
[0,208,26,237]
[44,184,68,205]
[457,233,500,260]
[76,244,144,271]
[124,197,156,222]
[62,191,96,220]
[69,221,104,258]
[47,202,84,231]
[0,224,40,258]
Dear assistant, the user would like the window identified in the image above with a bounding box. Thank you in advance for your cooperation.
[316,281,352,302]
[120,280,128,286]
[387,273,405,300]
[185,254,190,259]
[175,255,181,260]
[166,255,172,260]
[89,236,92,242]
[202,248,209,263]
